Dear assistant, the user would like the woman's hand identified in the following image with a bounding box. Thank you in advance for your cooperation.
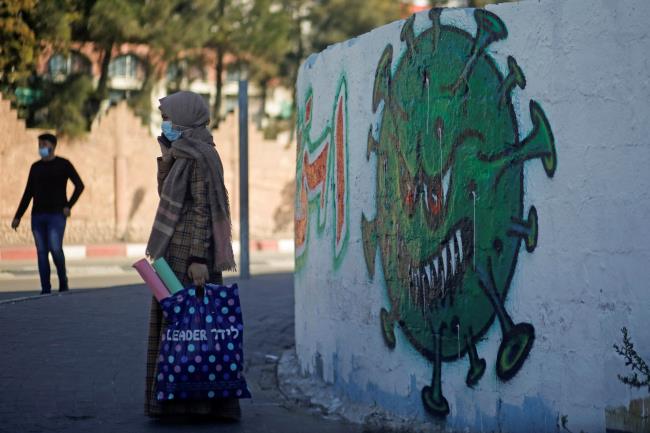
[158,135,173,162]
[188,262,209,288]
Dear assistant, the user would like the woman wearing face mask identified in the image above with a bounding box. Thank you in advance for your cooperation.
[144,91,238,420]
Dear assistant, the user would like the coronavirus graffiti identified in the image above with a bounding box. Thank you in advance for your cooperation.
[362,9,557,417]
[295,78,349,268]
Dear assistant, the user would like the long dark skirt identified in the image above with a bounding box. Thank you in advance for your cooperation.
[144,273,241,419]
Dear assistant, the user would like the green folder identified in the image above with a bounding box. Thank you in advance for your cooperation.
[152,257,184,294]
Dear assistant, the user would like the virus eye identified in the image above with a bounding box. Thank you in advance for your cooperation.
[404,184,416,215]
[425,178,443,217]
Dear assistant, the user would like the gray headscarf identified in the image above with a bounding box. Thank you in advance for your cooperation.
[147,91,235,272]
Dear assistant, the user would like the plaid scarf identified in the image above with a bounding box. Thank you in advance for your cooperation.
[147,92,235,272]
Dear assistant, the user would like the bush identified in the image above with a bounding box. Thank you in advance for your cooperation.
[28,73,94,139]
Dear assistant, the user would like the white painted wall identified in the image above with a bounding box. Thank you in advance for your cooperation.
[294,0,650,431]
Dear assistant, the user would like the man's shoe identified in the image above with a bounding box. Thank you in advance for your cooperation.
[40,290,51,295]
[59,286,69,293]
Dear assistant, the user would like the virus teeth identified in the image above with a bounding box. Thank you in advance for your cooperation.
[442,167,451,205]
[408,219,473,309]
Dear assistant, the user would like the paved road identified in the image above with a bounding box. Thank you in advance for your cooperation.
[0,271,364,433]
[0,252,294,300]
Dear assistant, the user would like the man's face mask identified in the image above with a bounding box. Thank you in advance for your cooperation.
[161,120,182,142]
[39,147,51,158]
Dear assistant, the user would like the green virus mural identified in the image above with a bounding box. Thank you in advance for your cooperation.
[362,9,557,417]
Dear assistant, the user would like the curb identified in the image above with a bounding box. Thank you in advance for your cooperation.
[276,349,437,432]
[0,239,294,261]
[0,286,120,305]
[0,294,53,305]
[0,290,71,305]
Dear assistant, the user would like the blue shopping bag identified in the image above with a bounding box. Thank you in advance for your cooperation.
[154,283,252,401]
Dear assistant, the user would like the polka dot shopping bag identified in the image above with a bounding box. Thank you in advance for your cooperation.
[155,283,252,401]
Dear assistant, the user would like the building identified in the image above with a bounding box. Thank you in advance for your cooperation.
[32,42,292,134]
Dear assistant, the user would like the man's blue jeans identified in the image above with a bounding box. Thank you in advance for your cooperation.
[31,213,68,293]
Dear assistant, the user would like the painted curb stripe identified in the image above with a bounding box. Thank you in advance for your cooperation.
[0,240,294,261]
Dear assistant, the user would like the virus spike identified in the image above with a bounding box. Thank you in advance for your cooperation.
[508,206,538,253]
[428,8,442,54]
[380,307,396,349]
[400,14,417,57]
[528,100,557,177]
[372,45,393,112]
[465,331,486,386]
[446,9,508,96]
[478,100,557,187]
[367,126,378,159]
[499,56,526,108]
[422,330,450,417]
[476,260,514,335]
[477,259,535,381]
[473,9,508,55]
[497,322,535,381]
[362,213,378,278]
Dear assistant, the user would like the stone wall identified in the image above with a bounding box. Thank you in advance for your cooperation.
[0,96,295,246]
[293,0,650,431]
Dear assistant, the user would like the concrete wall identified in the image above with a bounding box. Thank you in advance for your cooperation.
[0,97,295,246]
[293,0,650,431]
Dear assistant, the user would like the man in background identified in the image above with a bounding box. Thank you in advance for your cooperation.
[11,133,85,294]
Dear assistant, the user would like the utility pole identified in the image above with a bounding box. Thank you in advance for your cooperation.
[238,79,250,279]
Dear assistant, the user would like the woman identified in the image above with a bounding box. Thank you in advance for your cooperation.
[144,91,238,420]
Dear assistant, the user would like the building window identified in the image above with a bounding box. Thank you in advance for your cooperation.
[108,89,140,105]
[47,52,91,81]
[108,54,143,80]
[226,65,242,82]
[166,62,183,84]
[166,59,207,87]
[224,95,238,114]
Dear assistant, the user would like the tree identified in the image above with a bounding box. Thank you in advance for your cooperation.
[0,0,38,98]
[1,0,94,136]
[83,0,213,124]
[37,73,94,138]
[264,0,402,142]
[197,0,246,128]
[309,0,403,53]
[128,0,211,124]
[85,0,140,116]
[0,0,79,98]
[235,0,294,125]
[32,0,81,50]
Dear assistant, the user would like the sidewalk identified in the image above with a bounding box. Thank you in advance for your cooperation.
[0,240,295,261]
[0,272,364,433]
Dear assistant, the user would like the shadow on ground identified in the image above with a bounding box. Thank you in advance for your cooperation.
[0,272,364,433]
